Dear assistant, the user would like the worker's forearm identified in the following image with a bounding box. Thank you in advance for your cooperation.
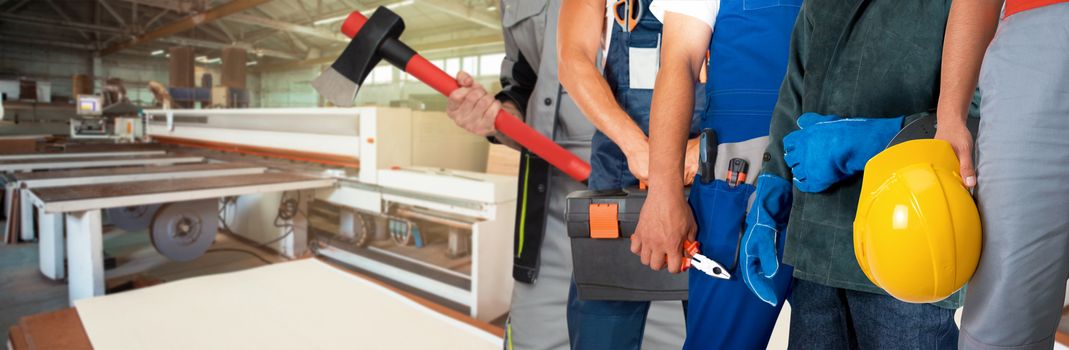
[647,63,698,193]
[558,0,646,155]
[937,0,1002,126]
[559,54,646,153]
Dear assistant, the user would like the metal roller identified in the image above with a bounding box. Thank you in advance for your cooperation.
[150,199,219,262]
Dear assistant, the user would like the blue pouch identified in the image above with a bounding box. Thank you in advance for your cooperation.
[687,178,756,278]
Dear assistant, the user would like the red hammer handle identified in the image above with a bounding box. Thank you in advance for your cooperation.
[342,11,591,183]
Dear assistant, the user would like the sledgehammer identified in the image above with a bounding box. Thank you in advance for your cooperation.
[312,8,592,183]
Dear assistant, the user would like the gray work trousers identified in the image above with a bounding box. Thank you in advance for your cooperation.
[961,4,1069,349]
[505,174,685,350]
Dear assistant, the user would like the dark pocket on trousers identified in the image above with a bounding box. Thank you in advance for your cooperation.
[688,179,756,277]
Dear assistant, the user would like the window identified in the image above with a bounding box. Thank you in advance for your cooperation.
[479,53,506,76]
[445,58,461,76]
[430,59,445,70]
[370,65,393,84]
[462,56,478,76]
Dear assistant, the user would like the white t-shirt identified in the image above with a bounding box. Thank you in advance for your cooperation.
[649,0,721,30]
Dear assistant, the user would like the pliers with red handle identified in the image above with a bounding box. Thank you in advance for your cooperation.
[681,240,731,279]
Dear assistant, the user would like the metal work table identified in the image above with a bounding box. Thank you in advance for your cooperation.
[25,173,336,304]
[4,163,269,280]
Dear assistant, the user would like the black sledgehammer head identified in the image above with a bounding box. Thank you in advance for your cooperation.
[313,7,415,107]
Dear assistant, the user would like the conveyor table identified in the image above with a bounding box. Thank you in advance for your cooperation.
[5,163,269,279]
[26,173,336,304]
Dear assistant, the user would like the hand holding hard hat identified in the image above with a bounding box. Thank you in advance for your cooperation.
[854,139,981,303]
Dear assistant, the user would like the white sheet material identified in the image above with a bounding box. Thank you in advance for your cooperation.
[75,259,502,350]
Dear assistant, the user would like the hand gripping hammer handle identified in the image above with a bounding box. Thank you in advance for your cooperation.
[340,11,592,183]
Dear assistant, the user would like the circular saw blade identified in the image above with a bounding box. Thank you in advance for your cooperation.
[106,204,162,232]
[150,199,219,262]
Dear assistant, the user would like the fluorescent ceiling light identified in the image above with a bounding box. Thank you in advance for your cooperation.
[314,0,415,26]
[151,49,165,56]
[386,0,415,9]
[246,61,258,66]
[195,56,220,64]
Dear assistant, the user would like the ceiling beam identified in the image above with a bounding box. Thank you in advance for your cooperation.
[283,32,310,52]
[0,35,97,51]
[144,8,170,29]
[197,24,232,42]
[44,0,93,40]
[100,0,270,56]
[214,21,235,42]
[0,12,296,60]
[98,0,127,26]
[0,13,122,36]
[158,37,301,60]
[119,0,204,13]
[415,34,502,53]
[416,0,500,30]
[228,13,346,42]
[3,0,30,14]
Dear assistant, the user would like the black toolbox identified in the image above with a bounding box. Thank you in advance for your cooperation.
[565,187,688,301]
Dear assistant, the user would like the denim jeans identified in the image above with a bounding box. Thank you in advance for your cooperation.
[566,280,686,350]
[788,278,957,349]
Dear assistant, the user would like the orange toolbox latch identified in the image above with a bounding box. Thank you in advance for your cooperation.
[588,203,620,239]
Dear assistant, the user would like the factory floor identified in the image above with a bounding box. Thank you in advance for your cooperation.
[2,220,1066,348]
[0,221,286,342]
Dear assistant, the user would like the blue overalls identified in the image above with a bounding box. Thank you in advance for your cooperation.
[683,0,800,348]
[566,0,700,348]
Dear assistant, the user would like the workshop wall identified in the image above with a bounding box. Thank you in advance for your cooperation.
[0,45,88,101]
[0,45,246,107]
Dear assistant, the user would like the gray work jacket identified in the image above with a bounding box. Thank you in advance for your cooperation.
[499,0,594,160]
[497,0,593,283]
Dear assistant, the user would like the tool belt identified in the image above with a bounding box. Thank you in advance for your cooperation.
[565,187,688,301]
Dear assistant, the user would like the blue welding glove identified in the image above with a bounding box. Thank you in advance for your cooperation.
[783,113,904,193]
[741,174,792,307]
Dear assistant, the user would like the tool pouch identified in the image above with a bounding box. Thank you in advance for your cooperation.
[513,150,551,284]
[565,187,689,301]
[688,135,767,280]
[688,179,755,280]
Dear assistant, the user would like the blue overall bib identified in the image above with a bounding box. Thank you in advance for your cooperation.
[566,0,699,348]
[683,0,800,348]
[586,1,702,191]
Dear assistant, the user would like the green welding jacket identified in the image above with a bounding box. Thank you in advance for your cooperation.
[764,0,978,309]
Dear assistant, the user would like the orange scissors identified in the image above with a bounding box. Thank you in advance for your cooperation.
[613,0,643,32]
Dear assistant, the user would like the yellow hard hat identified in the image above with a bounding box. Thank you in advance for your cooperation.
[854,139,981,303]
